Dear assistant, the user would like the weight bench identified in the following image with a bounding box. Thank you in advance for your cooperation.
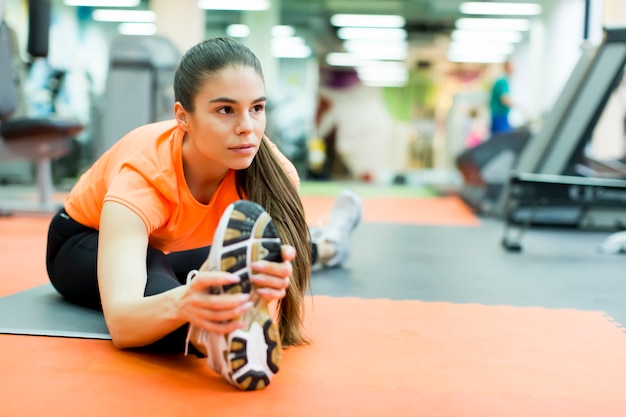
[0,11,82,214]
[501,172,626,252]
[0,118,81,212]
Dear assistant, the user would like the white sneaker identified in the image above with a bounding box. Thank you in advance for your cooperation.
[598,230,626,254]
[186,200,283,390]
[314,188,363,267]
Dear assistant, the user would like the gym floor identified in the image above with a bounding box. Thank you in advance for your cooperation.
[1,182,625,416]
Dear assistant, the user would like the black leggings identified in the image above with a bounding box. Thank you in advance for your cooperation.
[45,208,317,353]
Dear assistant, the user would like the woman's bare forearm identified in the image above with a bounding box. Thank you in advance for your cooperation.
[104,285,188,349]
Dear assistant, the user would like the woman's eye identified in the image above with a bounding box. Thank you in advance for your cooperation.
[252,104,265,113]
[218,106,233,114]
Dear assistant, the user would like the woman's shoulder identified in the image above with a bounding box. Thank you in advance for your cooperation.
[112,120,180,159]
[122,119,179,141]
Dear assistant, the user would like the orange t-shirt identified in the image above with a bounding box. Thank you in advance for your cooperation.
[64,119,299,253]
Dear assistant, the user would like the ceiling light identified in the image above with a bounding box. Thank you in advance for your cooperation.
[357,60,407,71]
[325,53,358,67]
[272,25,296,38]
[271,37,310,58]
[343,40,407,55]
[226,24,250,38]
[92,10,157,23]
[357,62,408,84]
[353,49,407,60]
[325,54,396,67]
[272,36,305,48]
[197,0,270,11]
[451,29,523,43]
[358,73,407,83]
[447,51,507,63]
[118,22,157,36]
[357,66,407,80]
[448,42,515,55]
[460,2,542,16]
[456,18,530,31]
[337,27,407,41]
[330,14,405,28]
[64,0,139,6]
[272,44,311,59]
[326,49,407,63]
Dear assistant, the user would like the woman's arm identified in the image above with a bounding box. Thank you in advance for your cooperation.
[97,201,253,349]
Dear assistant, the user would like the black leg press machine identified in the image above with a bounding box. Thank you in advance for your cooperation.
[499,28,626,252]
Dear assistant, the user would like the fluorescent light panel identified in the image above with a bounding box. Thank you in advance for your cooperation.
[357,61,407,72]
[198,0,270,11]
[326,52,358,67]
[448,41,514,55]
[460,2,542,16]
[226,24,250,38]
[272,25,296,38]
[325,51,406,66]
[330,14,405,28]
[227,25,296,39]
[451,29,523,43]
[456,17,530,31]
[118,22,156,36]
[271,36,310,58]
[357,69,407,80]
[347,50,407,60]
[92,10,156,22]
[337,27,407,41]
[447,52,507,63]
[272,36,305,48]
[272,44,311,58]
[64,0,139,6]
[343,40,407,52]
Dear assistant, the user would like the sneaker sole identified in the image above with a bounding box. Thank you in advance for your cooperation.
[203,200,283,390]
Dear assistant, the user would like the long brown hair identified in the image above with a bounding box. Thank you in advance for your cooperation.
[174,37,311,346]
[236,140,312,346]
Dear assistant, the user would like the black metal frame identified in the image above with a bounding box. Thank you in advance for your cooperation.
[501,173,626,251]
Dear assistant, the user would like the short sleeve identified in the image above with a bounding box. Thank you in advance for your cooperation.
[104,167,170,234]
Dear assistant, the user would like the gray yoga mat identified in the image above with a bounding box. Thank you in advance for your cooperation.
[0,284,110,339]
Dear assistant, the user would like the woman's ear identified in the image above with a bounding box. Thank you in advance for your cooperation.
[174,102,188,128]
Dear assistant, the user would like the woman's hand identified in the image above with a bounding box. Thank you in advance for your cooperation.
[178,245,295,333]
[180,271,253,334]
[250,244,295,301]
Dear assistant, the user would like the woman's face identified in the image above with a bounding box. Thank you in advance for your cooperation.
[178,65,266,172]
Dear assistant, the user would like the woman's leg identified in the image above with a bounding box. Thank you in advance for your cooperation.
[309,189,363,268]
[46,209,102,309]
[165,247,210,283]
[46,208,207,353]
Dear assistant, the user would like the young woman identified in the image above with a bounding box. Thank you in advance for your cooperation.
[45,37,362,391]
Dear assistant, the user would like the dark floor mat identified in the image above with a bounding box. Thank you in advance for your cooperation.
[0,284,110,339]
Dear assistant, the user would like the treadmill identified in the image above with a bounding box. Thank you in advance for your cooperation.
[501,27,626,251]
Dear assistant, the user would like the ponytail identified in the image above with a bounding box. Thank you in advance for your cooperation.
[236,138,311,346]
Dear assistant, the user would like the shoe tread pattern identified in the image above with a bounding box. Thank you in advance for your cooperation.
[219,201,283,391]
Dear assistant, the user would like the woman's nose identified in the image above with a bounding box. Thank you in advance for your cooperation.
[236,113,253,135]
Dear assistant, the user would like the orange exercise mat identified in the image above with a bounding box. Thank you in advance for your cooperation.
[302,195,479,226]
[1,296,626,416]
